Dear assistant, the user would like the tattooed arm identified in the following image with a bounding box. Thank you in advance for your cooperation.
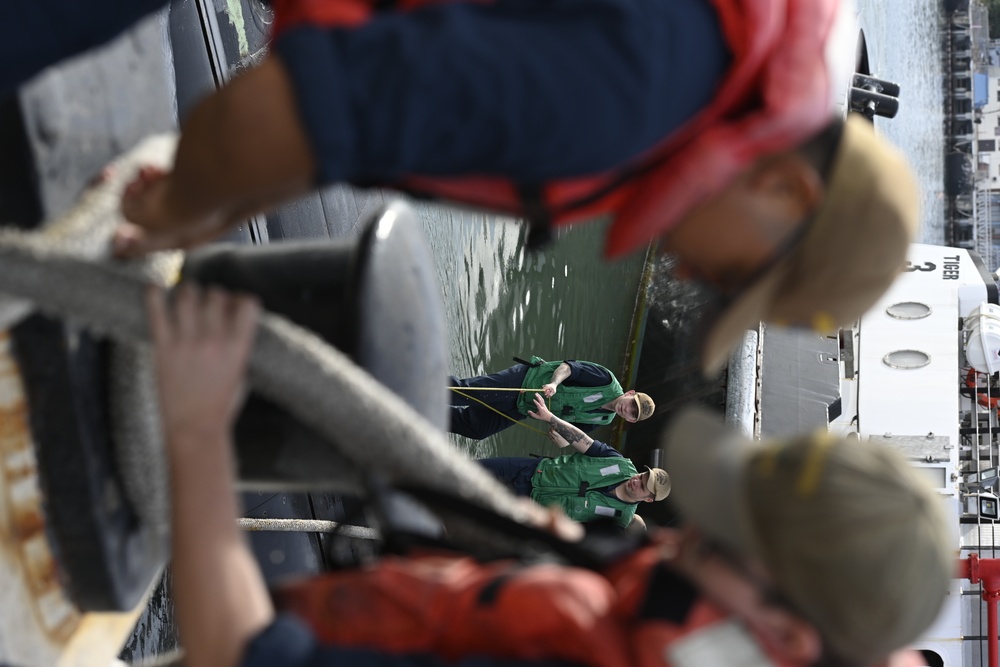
[540,362,572,398]
[527,393,594,454]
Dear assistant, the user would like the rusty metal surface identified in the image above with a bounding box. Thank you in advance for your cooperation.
[0,328,153,667]
[0,329,80,663]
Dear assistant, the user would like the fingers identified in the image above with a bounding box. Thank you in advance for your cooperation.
[111,224,144,257]
[116,166,231,258]
[512,499,582,542]
[86,164,116,190]
[148,282,261,344]
[229,294,262,362]
[174,282,203,340]
[146,285,171,347]
[231,293,262,334]
[113,220,228,259]
[548,507,584,542]
[122,166,166,210]
[120,166,167,224]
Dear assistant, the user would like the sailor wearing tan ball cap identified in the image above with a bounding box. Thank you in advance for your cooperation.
[675,115,921,374]
[664,406,953,666]
[475,393,670,530]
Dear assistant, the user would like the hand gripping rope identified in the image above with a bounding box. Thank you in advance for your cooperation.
[0,135,538,541]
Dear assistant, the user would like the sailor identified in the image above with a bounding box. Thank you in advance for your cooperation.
[476,393,668,529]
[449,357,654,440]
[111,0,919,372]
[150,284,952,667]
[0,0,919,372]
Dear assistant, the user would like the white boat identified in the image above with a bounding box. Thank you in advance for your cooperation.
[729,243,1000,666]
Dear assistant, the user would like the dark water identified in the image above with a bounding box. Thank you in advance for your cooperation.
[413,206,646,458]
[118,204,646,664]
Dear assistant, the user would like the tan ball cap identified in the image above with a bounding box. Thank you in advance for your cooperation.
[701,115,920,373]
[663,407,953,665]
[633,392,655,421]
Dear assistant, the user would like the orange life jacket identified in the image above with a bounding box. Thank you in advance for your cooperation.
[273,541,800,667]
[270,0,844,257]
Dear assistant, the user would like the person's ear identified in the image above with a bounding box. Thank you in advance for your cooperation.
[623,389,635,397]
[753,606,823,664]
[747,153,824,225]
[642,497,654,503]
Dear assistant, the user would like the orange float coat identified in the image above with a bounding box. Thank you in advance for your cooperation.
[274,543,801,667]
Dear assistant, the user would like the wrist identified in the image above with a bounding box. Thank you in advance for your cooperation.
[168,425,232,453]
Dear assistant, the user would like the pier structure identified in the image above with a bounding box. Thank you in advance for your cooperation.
[944,0,1000,268]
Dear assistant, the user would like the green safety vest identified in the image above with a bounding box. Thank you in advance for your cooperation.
[515,357,623,426]
[530,453,638,528]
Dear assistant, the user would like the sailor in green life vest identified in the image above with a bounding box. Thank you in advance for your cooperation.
[449,357,655,440]
[476,393,670,529]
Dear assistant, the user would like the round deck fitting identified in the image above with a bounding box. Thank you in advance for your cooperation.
[182,200,449,488]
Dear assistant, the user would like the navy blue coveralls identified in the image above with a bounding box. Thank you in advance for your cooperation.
[449,360,620,440]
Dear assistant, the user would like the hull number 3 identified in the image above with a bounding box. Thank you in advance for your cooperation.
[904,256,961,280]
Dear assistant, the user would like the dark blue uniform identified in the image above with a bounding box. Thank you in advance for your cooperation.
[2,0,728,190]
[449,360,616,439]
[477,438,624,496]
[273,0,729,184]
[0,0,167,99]
[243,616,575,667]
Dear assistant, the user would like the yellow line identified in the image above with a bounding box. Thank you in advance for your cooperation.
[445,386,546,392]
[449,388,550,435]
[612,240,658,449]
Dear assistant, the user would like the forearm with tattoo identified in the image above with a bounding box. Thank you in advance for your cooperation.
[549,416,593,453]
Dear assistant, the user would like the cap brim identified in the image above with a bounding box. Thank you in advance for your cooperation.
[644,465,657,496]
[643,465,668,500]
[700,263,788,374]
[662,406,760,555]
[700,116,918,376]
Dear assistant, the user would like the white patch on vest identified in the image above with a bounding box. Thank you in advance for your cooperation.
[667,621,777,667]
[594,506,616,517]
[582,393,603,403]
[599,464,621,476]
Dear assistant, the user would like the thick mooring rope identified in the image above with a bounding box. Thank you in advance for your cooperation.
[0,135,535,534]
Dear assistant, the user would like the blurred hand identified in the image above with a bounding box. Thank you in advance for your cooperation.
[147,283,261,446]
[541,382,557,398]
[515,498,583,542]
[115,166,233,258]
